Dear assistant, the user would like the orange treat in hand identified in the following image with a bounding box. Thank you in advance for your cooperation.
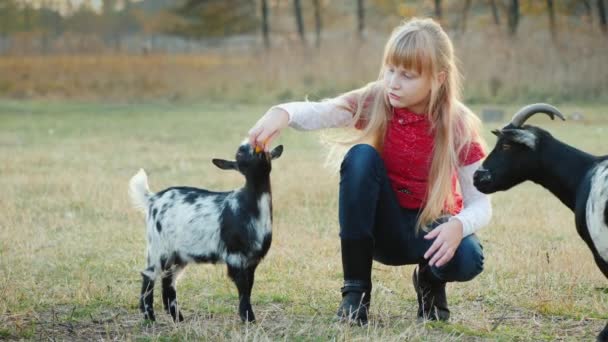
[255,139,269,153]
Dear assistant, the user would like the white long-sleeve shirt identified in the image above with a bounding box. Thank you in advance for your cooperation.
[273,100,492,237]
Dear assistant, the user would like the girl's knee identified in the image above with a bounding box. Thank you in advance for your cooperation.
[432,235,484,282]
[456,236,484,281]
[341,144,382,177]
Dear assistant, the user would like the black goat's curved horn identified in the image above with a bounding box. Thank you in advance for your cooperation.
[507,103,566,128]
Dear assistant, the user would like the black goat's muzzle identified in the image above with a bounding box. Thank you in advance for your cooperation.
[473,168,493,192]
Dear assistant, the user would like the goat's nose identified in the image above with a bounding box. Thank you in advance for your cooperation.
[473,169,492,184]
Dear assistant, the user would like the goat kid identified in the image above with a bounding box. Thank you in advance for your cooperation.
[473,103,608,341]
[129,143,283,323]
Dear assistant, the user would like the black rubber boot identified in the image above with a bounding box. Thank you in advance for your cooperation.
[337,280,371,325]
[336,238,373,325]
[412,263,450,321]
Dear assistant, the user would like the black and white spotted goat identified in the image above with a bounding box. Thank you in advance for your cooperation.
[128,142,283,323]
[473,103,608,341]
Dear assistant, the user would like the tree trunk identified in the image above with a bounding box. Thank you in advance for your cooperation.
[599,0,607,33]
[0,10,6,37]
[261,0,269,48]
[23,4,31,31]
[53,0,62,35]
[489,0,500,25]
[1,1,12,36]
[547,0,556,39]
[434,0,442,20]
[293,0,306,43]
[357,0,364,40]
[508,0,520,36]
[582,0,593,23]
[313,0,321,48]
[461,0,472,33]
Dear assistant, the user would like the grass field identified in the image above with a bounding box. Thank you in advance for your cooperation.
[1,100,607,341]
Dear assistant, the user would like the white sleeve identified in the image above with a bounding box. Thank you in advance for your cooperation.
[450,161,492,237]
[273,98,354,131]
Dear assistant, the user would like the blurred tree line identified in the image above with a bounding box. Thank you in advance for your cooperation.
[0,0,606,51]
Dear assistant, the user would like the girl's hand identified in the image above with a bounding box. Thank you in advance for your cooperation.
[423,219,464,268]
[248,107,290,151]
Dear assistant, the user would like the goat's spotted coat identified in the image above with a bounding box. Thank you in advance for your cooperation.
[129,143,283,323]
[141,188,272,271]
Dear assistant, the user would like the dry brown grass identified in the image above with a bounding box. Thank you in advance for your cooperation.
[0,22,607,104]
[0,100,607,340]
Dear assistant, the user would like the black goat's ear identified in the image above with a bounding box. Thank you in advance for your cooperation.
[270,145,283,160]
[491,129,502,137]
[212,159,237,170]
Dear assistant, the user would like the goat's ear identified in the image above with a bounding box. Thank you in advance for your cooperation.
[501,129,538,149]
[491,129,502,137]
[212,159,237,170]
[270,145,283,160]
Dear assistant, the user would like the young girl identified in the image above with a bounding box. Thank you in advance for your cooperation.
[248,17,491,324]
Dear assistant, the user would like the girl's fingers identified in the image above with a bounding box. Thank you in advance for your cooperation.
[248,124,260,136]
[424,228,441,240]
[434,248,454,267]
[264,131,280,151]
[429,243,448,267]
[424,238,442,259]
[248,125,262,145]
[256,129,274,147]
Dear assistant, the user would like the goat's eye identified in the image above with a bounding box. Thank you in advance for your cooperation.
[501,143,511,151]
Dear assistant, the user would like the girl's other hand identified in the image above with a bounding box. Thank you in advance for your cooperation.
[248,107,289,151]
[423,219,464,268]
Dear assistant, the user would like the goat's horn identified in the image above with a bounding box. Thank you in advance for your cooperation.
[507,103,566,128]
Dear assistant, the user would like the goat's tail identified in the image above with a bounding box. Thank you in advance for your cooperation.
[129,168,152,214]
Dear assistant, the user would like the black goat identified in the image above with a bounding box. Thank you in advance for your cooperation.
[473,103,608,341]
[129,142,283,323]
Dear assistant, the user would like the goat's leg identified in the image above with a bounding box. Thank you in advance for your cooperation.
[247,263,258,295]
[161,266,185,322]
[161,272,171,313]
[245,264,258,320]
[227,264,255,322]
[140,266,158,321]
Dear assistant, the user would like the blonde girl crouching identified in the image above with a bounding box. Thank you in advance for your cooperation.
[248,17,491,324]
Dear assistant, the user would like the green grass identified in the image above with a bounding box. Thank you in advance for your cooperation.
[1,100,607,340]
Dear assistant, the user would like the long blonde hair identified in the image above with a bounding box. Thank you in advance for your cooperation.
[329,18,485,232]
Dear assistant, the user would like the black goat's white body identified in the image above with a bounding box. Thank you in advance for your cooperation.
[574,159,608,279]
[585,160,608,264]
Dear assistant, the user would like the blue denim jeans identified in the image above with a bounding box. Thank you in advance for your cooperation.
[339,144,484,282]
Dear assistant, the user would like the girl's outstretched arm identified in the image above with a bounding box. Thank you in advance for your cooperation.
[273,97,355,131]
[248,91,361,150]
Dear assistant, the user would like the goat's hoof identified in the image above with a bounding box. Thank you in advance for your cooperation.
[240,311,256,323]
[142,311,156,323]
[170,311,184,323]
[170,310,184,323]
